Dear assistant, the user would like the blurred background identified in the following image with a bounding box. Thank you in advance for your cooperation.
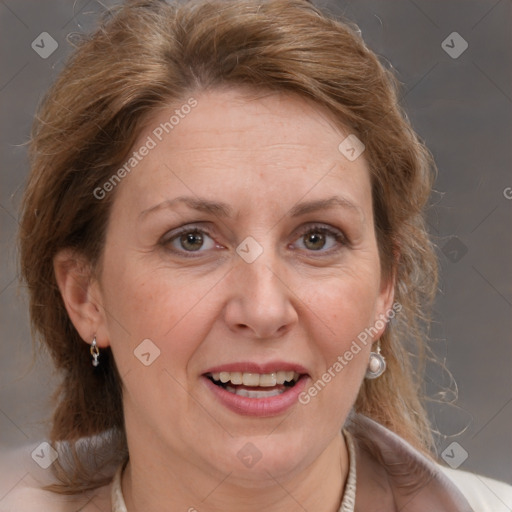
[1,0,511,501]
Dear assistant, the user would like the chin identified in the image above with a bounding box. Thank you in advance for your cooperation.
[208,431,319,483]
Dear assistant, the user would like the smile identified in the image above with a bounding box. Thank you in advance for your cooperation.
[202,364,309,416]
[207,371,301,398]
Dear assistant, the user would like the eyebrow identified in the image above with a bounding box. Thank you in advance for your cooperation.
[288,196,360,217]
[139,195,360,220]
[139,196,233,219]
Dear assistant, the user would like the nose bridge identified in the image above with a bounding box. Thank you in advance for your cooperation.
[243,255,282,303]
[235,231,282,296]
[225,245,297,338]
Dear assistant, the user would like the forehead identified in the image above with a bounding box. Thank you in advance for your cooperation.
[160,88,347,156]
[111,88,372,217]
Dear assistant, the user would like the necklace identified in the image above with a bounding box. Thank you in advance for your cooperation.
[111,431,356,512]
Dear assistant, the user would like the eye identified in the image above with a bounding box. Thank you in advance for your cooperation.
[292,225,346,252]
[165,228,217,253]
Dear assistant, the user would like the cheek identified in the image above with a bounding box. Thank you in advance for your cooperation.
[307,272,381,337]
[302,268,382,377]
[99,253,222,373]
[295,278,378,418]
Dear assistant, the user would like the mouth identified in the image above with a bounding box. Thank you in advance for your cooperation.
[202,364,309,416]
[206,371,302,398]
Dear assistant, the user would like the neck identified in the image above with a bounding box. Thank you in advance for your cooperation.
[121,433,348,512]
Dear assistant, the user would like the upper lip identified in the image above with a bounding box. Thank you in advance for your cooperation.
[203,361,309,375]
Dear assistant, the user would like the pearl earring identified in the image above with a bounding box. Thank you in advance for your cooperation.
[365,340,386,379]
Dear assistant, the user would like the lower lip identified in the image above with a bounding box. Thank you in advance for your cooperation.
[202,375,309,417]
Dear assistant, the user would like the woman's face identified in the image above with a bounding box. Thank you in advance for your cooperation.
[93,88,393,482]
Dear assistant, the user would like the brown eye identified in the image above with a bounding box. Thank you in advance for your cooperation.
[293,225,346,253]
[303,232,326,251]
[164,228,217,254]
[180,231,204,251]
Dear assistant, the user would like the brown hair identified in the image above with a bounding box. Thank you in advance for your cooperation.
[19,0,437,492]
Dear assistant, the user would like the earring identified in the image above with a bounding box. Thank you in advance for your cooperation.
[365,340,386,379]
[90,337,100,367]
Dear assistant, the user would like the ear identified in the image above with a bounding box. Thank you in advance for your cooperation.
[53,249,110,348]
[373,267,397,340]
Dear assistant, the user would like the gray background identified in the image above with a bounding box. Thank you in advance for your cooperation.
[1,0,511,502]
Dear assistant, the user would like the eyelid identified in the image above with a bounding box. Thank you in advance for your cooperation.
[295,223,348,241]
[160,222,213,242]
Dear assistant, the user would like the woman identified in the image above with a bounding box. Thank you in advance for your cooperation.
[7,0,512,510]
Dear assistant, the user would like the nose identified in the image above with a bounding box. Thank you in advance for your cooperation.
[223,256,298,340]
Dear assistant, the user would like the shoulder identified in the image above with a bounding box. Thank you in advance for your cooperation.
[0,478,111,512]
[439,465,512,512]
[348,414,512,512]
[0,445,111,512]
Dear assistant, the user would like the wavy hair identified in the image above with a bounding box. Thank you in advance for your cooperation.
[18,0,438,492]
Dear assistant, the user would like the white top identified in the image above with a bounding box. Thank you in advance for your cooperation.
[440,466,512,512]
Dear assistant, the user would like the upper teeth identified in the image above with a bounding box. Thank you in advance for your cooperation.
[210,371,300,387]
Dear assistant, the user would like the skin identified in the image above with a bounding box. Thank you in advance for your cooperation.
[55,88,394,512]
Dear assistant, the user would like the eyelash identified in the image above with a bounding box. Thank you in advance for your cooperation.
[160,223,348,257]
[294,225,348,253]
